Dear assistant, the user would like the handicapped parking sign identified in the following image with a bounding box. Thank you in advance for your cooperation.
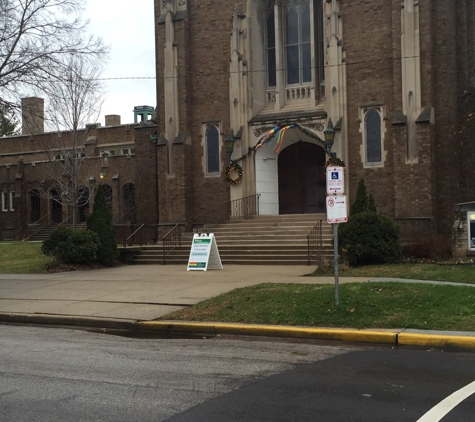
[326,166,344,194]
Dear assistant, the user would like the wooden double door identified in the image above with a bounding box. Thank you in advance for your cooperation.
[278,141,326,214]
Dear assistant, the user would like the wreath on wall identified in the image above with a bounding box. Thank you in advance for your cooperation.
[225,160,244,185]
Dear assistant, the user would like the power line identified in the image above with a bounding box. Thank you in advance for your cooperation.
[11,49,475,83]
[98,77,156,80]
[110,50,473,81]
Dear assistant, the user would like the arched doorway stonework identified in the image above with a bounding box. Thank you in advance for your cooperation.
[278,141,326,214]
[254,125,327,215]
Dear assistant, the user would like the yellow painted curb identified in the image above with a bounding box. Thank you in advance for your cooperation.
[136,321,399,345]
[398,333,475,350]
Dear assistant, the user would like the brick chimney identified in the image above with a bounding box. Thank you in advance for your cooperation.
[21,97,44,135]
[105,114,121,126]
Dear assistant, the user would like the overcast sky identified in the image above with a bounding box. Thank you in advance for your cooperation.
[85,1,156,126]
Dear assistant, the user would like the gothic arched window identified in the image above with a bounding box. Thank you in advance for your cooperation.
[365,109,383,164]
[265,0,324,91]
[205,125,220,175]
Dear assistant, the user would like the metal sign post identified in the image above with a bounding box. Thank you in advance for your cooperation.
[326,166,346,308]
[333,223,340,307]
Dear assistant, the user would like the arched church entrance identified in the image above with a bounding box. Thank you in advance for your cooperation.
[278,141,326,214]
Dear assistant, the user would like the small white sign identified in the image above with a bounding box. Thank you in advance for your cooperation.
[187,233,223,271]
[326,195,348,224]
[326,166,345,194]
[468,212,475,251]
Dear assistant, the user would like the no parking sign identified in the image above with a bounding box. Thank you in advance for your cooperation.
[326,195,348,224]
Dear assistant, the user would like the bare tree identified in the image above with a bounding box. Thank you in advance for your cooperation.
[38,54,106,228]
[0,103,19,136]
[0,0,107,109]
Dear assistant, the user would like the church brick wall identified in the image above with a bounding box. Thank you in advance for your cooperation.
[342,0,397,217]
[155,1,236,224]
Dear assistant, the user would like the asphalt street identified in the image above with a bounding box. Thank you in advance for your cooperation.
[1,325,475,421]
[166,348,475,422]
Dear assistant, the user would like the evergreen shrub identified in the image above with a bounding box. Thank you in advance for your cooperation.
[338,212,402,266]
[87,185,118,266]
[338,178,401,266]
[350,178,377,215]
[42,226,72,261]
[42,226,100,265]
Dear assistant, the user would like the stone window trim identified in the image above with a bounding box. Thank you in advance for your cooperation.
[358,105,386,169]
[1,191,8,212]
[121,148,136,156]
[202,123,222,177]
[101,150,116,167]
[9,191,15,211]
[264,0,325,103]
[100,149,116,157]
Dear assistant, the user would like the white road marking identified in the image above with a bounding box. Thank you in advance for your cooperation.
[416,380,475,421]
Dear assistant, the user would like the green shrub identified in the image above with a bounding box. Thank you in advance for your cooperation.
[42,226,100,265]
[338,212,402,266]
[87,185,118,266]
[62,230,100,264]
[42,226,73,261]
[350,179,376,215]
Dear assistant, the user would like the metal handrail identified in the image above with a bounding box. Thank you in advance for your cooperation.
[28,212,52,239]
[162,223,183,264]
[307,220,324,265]
[57,214,74,227]
[192,194,261,233]
[126,223,145,247]
[28,212,50,228]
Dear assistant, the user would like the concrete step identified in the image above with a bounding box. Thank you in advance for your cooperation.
[132,213,333,266]
[30,222,87,241]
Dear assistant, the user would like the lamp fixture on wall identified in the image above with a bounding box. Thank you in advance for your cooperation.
[224,132,236,161]
[323,119,336,158]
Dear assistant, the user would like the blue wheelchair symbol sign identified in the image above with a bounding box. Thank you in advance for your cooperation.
[331,172,339,180]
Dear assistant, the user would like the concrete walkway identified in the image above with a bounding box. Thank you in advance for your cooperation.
[0,265,474,350]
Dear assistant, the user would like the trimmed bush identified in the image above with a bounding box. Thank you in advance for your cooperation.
[87,185,118,266]
[350,179,376,215]
[42,226,100,265]
[62,230,100,264]
[338,212,402,266]
[42,226,73,261]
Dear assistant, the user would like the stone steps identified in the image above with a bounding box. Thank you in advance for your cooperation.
[131,214,332,266]
[30,222,87,241]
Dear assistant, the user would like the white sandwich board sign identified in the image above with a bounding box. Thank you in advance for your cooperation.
[187,233,223,271]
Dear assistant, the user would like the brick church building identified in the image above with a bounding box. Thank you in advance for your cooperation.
[1,0,474,244]
[154,0,475,237]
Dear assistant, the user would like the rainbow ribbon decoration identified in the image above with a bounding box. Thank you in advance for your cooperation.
[254,124,295,153]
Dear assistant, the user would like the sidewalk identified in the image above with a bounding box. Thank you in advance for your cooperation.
[0,265,474,350]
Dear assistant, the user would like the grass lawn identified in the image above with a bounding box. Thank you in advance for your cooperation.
[162,282,475,331]
[2,242,475,331]
[310,262,475,284]
[0,241,52,273]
